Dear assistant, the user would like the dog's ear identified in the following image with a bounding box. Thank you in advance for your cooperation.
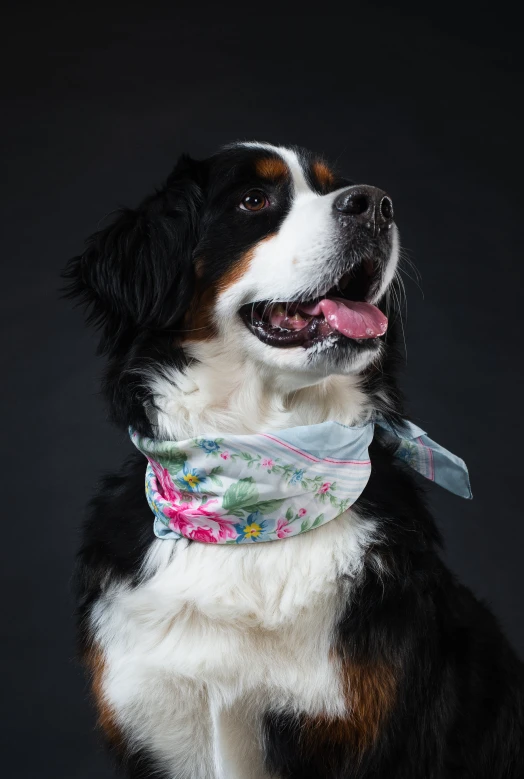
[63,154,206,354]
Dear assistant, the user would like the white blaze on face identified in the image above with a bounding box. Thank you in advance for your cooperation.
[216,144,347,320]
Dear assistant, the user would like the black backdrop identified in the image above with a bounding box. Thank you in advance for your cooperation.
[2,2,523,776]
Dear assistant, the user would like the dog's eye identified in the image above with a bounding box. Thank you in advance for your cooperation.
[239,190,269,212]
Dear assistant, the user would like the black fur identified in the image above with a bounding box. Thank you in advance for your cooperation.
[74,453,154,648]
[66,143,524,778]
[265,440,524,777]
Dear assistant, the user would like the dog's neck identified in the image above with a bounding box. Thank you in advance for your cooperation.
[148,338,374,441]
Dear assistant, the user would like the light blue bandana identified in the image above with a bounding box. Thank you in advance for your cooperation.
[130,418,471,544]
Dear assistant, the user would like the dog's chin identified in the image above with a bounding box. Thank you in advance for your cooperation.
[226,317,382,381]
[305,333,382,375]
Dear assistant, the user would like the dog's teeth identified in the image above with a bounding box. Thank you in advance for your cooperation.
[281,313,309,331]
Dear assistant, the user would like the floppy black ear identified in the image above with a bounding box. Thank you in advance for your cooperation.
[63,154,206,354]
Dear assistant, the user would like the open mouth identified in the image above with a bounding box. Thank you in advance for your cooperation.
[239,261,388,349]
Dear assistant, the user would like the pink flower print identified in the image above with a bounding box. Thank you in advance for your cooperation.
[189,526,218,543]
[318,482,331,494]
[149,459,183,503]
[220,452,231,460]
[163,495,236,543]
[261,458,274,468]
[213,517,237,541]
[148,457,237,543]
[298,508,307,517]
[276,518,293,539]
[164,495,217,532]
[168,513,194,537]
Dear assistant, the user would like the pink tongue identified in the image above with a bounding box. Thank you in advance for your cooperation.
[300,297,388,339]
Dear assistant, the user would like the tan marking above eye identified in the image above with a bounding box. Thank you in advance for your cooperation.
[254,156,289,181]
[312,160,336,191]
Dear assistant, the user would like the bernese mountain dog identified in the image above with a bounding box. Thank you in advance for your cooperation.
[64,142,524,778]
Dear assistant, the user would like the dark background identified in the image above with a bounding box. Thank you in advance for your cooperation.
[2,2,523,776]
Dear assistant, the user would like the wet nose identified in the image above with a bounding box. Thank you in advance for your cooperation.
[334,185,394,235]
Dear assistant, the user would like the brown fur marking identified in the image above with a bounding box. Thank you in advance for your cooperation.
[255,156,289,181]
[86,647,123,747]
[182,284,219,342]
[217,233,275,292]
[181,235,275,343]
[312,160,336,191]
[302,657,397,754]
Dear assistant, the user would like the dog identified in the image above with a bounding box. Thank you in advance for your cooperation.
[64,142,524,778]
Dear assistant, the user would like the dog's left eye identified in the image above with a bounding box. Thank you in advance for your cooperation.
[239,190,269,212]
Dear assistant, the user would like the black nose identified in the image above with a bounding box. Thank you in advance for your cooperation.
[334,185,394,235]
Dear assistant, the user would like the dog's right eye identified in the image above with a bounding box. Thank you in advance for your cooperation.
[239,190,269,212]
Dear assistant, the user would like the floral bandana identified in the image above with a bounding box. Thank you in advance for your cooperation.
[130,418,472,545]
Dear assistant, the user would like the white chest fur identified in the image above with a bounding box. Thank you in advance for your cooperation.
[91,511,376,779]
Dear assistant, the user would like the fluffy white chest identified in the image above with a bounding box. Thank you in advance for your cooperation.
[91,512,375,779]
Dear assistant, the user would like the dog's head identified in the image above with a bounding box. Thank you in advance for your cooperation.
[65,142,401,433]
